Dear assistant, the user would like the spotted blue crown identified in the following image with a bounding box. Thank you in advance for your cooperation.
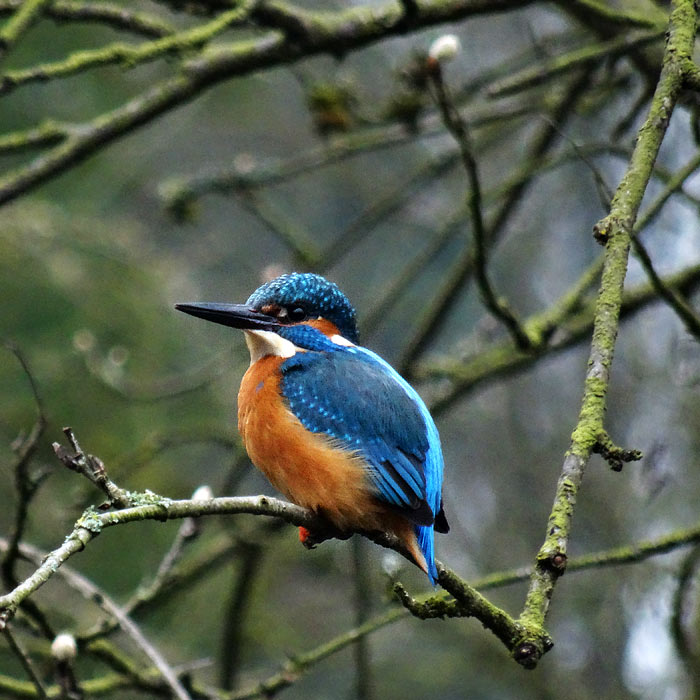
[247,273,360,344]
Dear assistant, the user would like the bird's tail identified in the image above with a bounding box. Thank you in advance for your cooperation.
[415,524,438,585]
[386,515,437,585]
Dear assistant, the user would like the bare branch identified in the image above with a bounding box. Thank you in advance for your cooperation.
[0,0,538,208]
[53,429,131,509]
[0,1,175,37]
[2,626,48,699]
[428,57,532,350]
[488,29,664,98]
[0,3,258,95]
[0,0,52,57]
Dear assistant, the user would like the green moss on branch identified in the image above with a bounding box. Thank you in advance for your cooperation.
[518,0,699,664]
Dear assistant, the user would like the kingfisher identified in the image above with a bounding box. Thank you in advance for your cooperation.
[176,272,448,583]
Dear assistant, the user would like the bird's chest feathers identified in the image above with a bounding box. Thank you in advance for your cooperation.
[237,355,377,528]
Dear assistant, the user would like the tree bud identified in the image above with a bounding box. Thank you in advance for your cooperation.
[51,633,77,662]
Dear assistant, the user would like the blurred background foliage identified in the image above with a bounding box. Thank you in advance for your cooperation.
[1,0,700,698]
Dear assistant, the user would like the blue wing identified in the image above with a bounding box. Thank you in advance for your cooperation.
[279,345,444,529]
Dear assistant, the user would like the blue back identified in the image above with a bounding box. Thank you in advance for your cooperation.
[277,325,444,583]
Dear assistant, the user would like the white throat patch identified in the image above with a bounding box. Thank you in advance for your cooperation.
[244,330,297,364]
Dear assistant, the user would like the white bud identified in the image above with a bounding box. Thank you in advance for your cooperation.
[428,34,461,63]
[72,328,95,353]
[107,345,129,366]
[191,484,213,501]
[381,552,403,578]
[51,633,77,662]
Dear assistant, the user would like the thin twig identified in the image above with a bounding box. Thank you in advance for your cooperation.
[0,1,175,38]
[1,343,47,582]
[1,343,52,640]
[7,540,192,700]
[670,546,700,695]
[398,70,594,373]
[631,236,700,339]
[53,428,131,508]
[49,533,241,644]
[219,542,265,690]
[0,3,258,95]
[0,0,52,57]
[427,61,532,350]
[2,626,48,699]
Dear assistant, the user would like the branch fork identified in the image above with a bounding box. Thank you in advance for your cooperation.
[593,431,643,472]
[53,428,131,509]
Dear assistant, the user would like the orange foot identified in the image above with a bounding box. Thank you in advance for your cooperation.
[298,526,314,547]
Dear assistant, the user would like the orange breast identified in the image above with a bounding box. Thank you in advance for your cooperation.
[237,354,427,573]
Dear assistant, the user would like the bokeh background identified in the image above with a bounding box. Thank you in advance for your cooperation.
[1,1,700,698]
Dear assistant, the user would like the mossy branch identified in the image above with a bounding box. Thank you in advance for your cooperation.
[423,262,700,417]
[517,0,698,664]
[4,508,700,696]
[488,28,664,98]
[0,0,538,208]
[0,2,256,95]
[0,494,413,626]
[592,430,643,471]
[0,0,52,55]
[0,1,175,37]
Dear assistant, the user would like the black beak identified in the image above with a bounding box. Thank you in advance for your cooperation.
[175,302,280,331]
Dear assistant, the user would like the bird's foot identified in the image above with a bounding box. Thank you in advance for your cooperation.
[299,526,315,548]
[298,522,351,549]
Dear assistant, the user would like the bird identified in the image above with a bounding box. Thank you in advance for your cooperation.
[176,272,448,583]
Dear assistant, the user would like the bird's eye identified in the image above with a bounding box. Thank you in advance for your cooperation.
[288,307,307,322]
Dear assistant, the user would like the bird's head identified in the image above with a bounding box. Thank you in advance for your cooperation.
[176,272,359,346]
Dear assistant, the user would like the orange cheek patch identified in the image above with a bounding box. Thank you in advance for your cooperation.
[304,318,341,338]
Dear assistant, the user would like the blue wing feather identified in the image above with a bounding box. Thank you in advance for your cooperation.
[277,327,445,584]
[280,345,441,510]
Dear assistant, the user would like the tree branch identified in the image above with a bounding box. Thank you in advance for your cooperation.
[428,55,532,350]
[423,262,700,417]
[0,0,52,56]
[0,2,257,95]
[0,1,175,37]
[517,0,698,666]
[488,29,664,98]
[0,0,538,208]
